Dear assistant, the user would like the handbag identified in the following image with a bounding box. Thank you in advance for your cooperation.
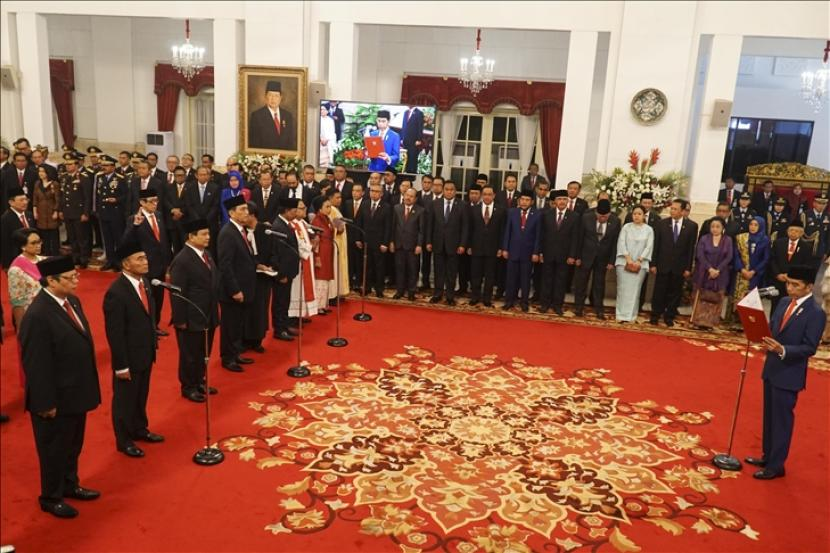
[698,289,721,303]
[624,261,640,273]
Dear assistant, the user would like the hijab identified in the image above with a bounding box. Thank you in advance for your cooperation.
[749,215,767,244]
[228,170,246,192]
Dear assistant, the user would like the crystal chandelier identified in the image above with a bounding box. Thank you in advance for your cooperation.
[459,29,495,96]
[800,40,830,113]
[171,19,205,81]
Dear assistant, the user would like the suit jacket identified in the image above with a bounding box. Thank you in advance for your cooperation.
[520,174,548,192]
[103,274,157,373]
[494,189,520,209]
[250,185,280,224]
[401,107,424,148]
[169,245,220,331]
[362,201,392,250]
[19,291,101,414]
[163,180,189,229]
[391,203,424,251]
[762,297,826,391]
[717,188,740,209]
[217,221,257,303]
[122,211,171,279]
[248,105,297,151]
[4,166,38,199]
[330,180,353,201]
[652,217,698,274]
[769,237,814,277]
[128,175,165,215]
[502,207,542,261]
[577,211,621,267]
[271,215,300,281]
[428,198,468,254]
[342,198,369,244]
[538,208,581,261]
[469,203,506,257]
[95,172,129,220]
[1,209,36,268]
[624,209,660,228]
[151,167,167,183]
[566,197,589,214]
[59,172,93,219]
[279,186,314,208]
[184,181,220,230]
[751,191,778,215]
[417,190,442,208]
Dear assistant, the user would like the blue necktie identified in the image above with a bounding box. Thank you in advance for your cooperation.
[673,221,680,242]
[444,201,451,221]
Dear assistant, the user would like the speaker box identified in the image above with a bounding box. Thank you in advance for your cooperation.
[309,81,328,107]
[1,66,19,90]
[711,99,733,127]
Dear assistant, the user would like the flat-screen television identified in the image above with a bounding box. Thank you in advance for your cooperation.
[319,100,436,175]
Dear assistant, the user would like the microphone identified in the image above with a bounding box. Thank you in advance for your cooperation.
[150,279,182,293]
[340,217,354,224]
[264,229,289,239]
[757,286,780,298]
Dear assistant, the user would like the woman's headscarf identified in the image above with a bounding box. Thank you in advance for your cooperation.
[749,215,767,243]
[227,170,246,190]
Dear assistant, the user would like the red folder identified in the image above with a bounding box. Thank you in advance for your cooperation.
[364,136,384,158]
[735,288,770,342]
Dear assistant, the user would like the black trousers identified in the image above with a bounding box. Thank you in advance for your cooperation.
[651,271,685,320]
[505,259,532,306]
[366,247,386,294]
[457,253,471,293]
[150,279,164,328]
[540,259,569,309]
[433,251,459,299]
[531,261,544,299]
[39,228,60,256]
[762,379,799,471]
[470,255,498,302]
[30,412,86,504]
[65,218,91,264]
[395,249,419,293]
[100,215,125,264]
[169,225,185,255]
[245,275,272,345]
[404,145,419,173]
[420,249,432,287]
[495,257,507,296]
[112,367,152,450]
[175,327,215,392]
[272,280,292,331]
[219,300,247,363]
[573,261,609,311]
[348,242,363,287]
[89,213,103,249]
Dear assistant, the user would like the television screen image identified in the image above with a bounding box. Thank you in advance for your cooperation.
[319,100,436,175]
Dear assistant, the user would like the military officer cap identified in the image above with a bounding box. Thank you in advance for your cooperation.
[774,197,787,206]
[114,240,144,262]
[281,198,300,209]
[35,144,48,152]
[184,218,210,234]
[596,199,612,215]
[787,219,803,228]
[99,154,116,165]
[640,192,654,200]
[138,188,159,199]
[73,150,86,160]
[62,152,78,162]
[265,81,281,93]
[61,144,72,152]
[37,255,75,277]
[87,146,103,155]
[223,195,246,211]
[787,265,817,284]
[131,152,147,161]
[739,192,751,200]
[551,189,568,199]
[815,193,828,203]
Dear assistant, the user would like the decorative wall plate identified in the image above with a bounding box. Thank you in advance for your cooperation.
[631,88,667,125]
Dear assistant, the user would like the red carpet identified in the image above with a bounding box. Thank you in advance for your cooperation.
[1,270,828,552]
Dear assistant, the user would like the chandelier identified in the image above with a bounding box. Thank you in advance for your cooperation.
[800,40,829,113]
[171,19,205,81]
[459,29,495,96]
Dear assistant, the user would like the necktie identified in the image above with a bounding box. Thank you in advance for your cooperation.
[202,251,211,268]
[597,222,604,238]
[569,199,574,211]
[18,172,24,186]
[507,192,512,205]
[673,221,680,242]
[199,185,205,202]
[727,190,732,205]
[444,201,451,221]
[556,211,563,227]
[149,213,160,241]
[137,281,150,313]
[19,214,28,228]
[371,202,377,216]
[177,184,184,198]
[62,300,84,332]
[273,111,281,135]
[484,205,491,224]
[168,173,174,184]
[521,209,527,230]
[780,298,798,328]
[531,176,536,188]
[263,188,269,207]
[240,227,253,253]
[787,241,796,261]
[404,206,410,221]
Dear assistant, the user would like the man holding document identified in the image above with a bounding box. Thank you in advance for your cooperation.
[366,110,401,173]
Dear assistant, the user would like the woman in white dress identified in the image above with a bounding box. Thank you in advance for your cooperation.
[288,201,318,319]
[319,105,337,169]
[615,205,655,323]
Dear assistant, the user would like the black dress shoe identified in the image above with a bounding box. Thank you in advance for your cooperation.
[274,331,294,341]
[135,432,165,443]
[554,307,564,316]
[155,328,169,337]
[118,445,145,458]
[302,317,312,324]
[64,486,101,500]
[235,356,254,365]
[538,306,549,314]
[198,384,218,395]
[753,467,785,480]
[483,301,493,308]
[596,311,606,320]
[446,299,456,306]
[375,291,384,298]
[286,327,300,336]
[665,318,675,327]
[744,456,766,467]
[408,293,416,301]
[40,501,78,518]
[0,413,9,423]
[649,317,659,325]
[574,308,584,317]
[468,300,480,306]
[502,303,514,310]
[392,292,404,299]
[222,362,244,373]
[521,304,529,313]
[429,296,441,304]
[328,298,338,307]
[182,390,206,403]
[247,344,266,353]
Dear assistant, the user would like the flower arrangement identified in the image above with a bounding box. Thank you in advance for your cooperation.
[234,152,304,181]
[584,148,688,213]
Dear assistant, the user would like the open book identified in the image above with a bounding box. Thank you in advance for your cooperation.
[735,287,771,342]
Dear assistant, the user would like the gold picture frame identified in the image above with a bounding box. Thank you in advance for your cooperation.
[238,65,308,159]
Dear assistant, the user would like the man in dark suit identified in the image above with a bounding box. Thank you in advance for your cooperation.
[19,256,102,518]
[469,185,506,307]
[200,154,224,186]
[327,101,345,141]
[146,152,166,183]
[250,169,279,224]
[270,199,301,341]
[565,181,589,214]
[746,265,826,480]
[122,188,172,334]
[717,177,740,209]
[95,155,129,271]
[184,167,220,257]
[768,220,814,311]
[456,184,482,296]
[248,80,296,151]
[362,183,392,297]
[6,152,38,200]
[1,186,35,269]
[427,180,468,305]
[342,182,368,288]
[217,196,257,373]
[127,160,165,215]
[520,163,548,193]
[699,203,738,239]
[417,176,442,289]
[400,105,424,174]
[243,201,278,352]
[280,170,314,207]
[501,191,542,311]
[751,179,778,216]
[329,164,353,201]
[495,174,520,209]
[732,192,757,234]
[537,190,580,315]
[58,154,93,268]
[164,165,189,254]
[170,219,220,402]
[103,241,163,458]
[649,199,699,326]
[381,169,398,204]
[573,199,620,319]
[390,189,424,300]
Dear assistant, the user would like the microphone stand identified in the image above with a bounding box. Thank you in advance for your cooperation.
[713,338,751,471]
[343,220,372,322]
[276,236,311,378]
[318,225,348,347]
[168,290,224,466]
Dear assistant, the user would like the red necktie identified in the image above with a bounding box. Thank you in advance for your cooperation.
[149,214,160,241]
[787,241,796,261]
[780,298,798,329]
[19,214,28,228]
[137,281,150,313]
[241,227,253,253]
[568,199,574,211]
[404,206,410,221]
[557,211,563,227]
[202,252,211,267]
[727,190,732,205]
[62,300,84,332]
[520,209,527,230]
[273,112,281,135]
[18,172,24,186]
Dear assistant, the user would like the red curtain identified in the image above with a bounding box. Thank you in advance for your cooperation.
[538,104,563,181]
[153,63,214,131]
[49,59,75,148]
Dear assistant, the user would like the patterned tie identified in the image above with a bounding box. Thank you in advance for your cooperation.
[18,172,24,186]
[371,202,377,216]
[569,199,574,211]
[19,214,28,228]
[62,300,84,332]
[727,190,732,205]
[263,188,269,207]
[404,206,410,221]
[780,298,798,329]
[444,201,451,221]
[241,227,253,253]
[149,213,160,241]
[484,205,491,224]
[673,221,680,242]
[273,111,281,135]
[137,281,150,313]
[556,211,563,228]
[521,209,527,230]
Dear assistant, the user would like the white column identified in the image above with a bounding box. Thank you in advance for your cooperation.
[244,1,304,66]
[328,21,359,100]
[555,31,598,190]
[688,34,743,204]
[213,18,243,163]
[0,10,23,143]
[90,16,135,146]
[16,12,55,148]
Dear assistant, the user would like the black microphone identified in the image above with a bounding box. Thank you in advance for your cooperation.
[264,229,289,239]
[150,279,182,293]
[757,286,780,298]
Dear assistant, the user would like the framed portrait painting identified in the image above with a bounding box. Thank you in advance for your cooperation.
[238,65,308,159]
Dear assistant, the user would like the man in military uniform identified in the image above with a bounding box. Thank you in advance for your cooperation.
[116,151,134,177]
[96,155,129,271]
[768,197,790,240]
[731,192,756,235]
[802,193,829,264]
[86,146,104,251]
[59,153,93,268]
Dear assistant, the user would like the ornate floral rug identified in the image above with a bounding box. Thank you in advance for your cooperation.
[218,347,761,552]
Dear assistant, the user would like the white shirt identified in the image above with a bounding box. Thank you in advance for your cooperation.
[186,243,205,258]
[141,208,158,228]
[261,185,273,204]
[268,107,281,122]
[335,180,346,191]
[481,202,494,217]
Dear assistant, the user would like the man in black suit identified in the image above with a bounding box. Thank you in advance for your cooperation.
[495,174,520,209]
[649,199,698,326]
[751,179,778,216]
[271,199,300,341]
[243,201,278,352]
[280,170,313,207]
[469,185,506,307]
[717,177,740,209]
[184,167,220,257]
[329,164,353,201]
[327,101,345,141]
[456,183,482,296]
[103,241,163,459]
[250,169,280,223]
[573,199,620,319]
[520,163,548,193]
[390,189,424,300]
[400,105,425,174]
[200,154,224,186]
[768,220,814,311]
[19,256,102,518]
[217,196,257,373]
[122,188,172,334]
[537,190,580,315]
[732,192,757,235]
[342,182,368,288]
[427,180,468,305]
[181,153,198,184]
[95,155,129,271]
[164,165,189,254]
[565,181,589,214]
[170,219,220,403]
[6,152,38,200]
[1,187,35,269]
[248,80,296,151]
[381,169,398,204]
[362,183,392,297]
[700,203,738,239]
[146,152,166,183]
[417,176,443,290]
[127,160,165,215]
[390,179,412,207]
